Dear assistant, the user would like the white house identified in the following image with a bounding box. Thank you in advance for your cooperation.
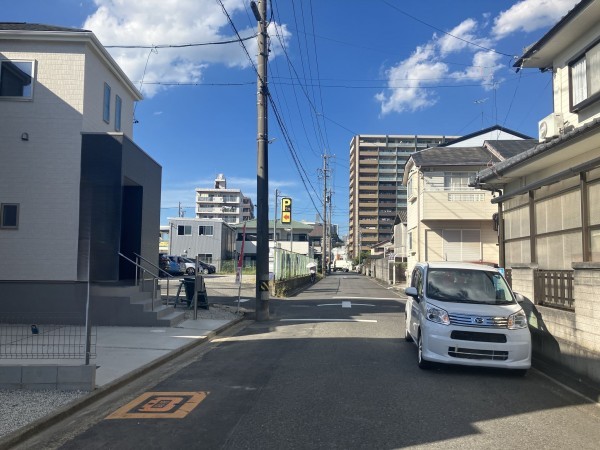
[0,23,167,326]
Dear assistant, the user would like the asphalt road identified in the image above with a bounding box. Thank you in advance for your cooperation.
[19,273,600,449]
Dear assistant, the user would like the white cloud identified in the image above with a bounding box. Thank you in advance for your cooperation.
[492,0,579,39]
[437,18,492,56]
[376,44,449,114]
[376,0,578,116]
[84,0,290,98]
[450,51,503,87]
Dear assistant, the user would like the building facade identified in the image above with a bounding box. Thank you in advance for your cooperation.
[0,23,162,323]
[195,174,254,224]
[168,218,236,271]
[472,0,600,384]
[348,134,458,259]
[402,133,535,278]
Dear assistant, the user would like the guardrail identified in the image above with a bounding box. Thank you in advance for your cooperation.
[0,312,96,360]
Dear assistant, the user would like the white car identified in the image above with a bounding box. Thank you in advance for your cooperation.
[404,262,531,375]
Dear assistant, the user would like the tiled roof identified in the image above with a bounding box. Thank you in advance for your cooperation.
[485,139,538,160]
[411,146,499,167]
[476,117,600,183]
[0,23,89,32]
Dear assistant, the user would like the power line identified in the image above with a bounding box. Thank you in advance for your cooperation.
[380,0,515,58]
[104,34,257,49]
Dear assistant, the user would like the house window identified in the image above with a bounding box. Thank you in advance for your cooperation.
[199,225,213,236]
[1,203,19,229]
[115,95,122,131]
[103,83,111,123]
[444,172,475,191]
[0,60,33,98]
[570,41,600,111]
[177,225,192,236]
[408,231,413,251]
[198,253,213,263]
[407,178,414,200]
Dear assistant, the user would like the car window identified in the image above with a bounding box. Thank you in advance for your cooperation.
[426,268,514,304]
[411,267,424,297]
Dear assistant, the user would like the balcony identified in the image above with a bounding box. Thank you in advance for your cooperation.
[420,190,496,221]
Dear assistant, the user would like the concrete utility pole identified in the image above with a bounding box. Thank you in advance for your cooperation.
[321,154,331,276]
[252,0,269,321]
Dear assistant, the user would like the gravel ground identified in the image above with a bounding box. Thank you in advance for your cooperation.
[0,304,243,440]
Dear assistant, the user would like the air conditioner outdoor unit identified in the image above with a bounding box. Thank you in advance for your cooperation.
[538,113,563,142]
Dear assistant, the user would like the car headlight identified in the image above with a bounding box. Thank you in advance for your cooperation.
[425,305,450,325]
[507,309,528,329]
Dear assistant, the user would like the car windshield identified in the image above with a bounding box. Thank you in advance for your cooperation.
[426,268,515,305]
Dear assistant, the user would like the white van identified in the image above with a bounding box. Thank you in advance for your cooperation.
[404,262,531,375]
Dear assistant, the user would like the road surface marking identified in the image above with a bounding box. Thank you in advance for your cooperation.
[332,296,397,301]
[280,319,377,323]
[317,302,375,307]
[105,392,208,419]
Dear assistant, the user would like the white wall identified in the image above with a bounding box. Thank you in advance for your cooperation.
[0,42,87,280]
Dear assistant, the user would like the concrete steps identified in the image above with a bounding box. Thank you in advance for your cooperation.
[89,282,186,327]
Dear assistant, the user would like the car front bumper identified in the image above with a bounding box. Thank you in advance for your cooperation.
[421,322,531,369]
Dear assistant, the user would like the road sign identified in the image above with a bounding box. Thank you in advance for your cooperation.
[281,197,292,224]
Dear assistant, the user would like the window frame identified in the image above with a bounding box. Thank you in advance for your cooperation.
[1,203,19,229]
[0,59,35,100]
[198,225,214,236]
[115,95,122,131]
[103,83,111,123]
[177,225,192,236]
[569,39,600,112]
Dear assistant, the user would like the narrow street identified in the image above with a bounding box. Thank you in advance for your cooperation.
[21,274,600,449]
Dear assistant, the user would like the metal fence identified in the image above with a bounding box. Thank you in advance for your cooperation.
[534,269,575,311]
[0,313,97,360]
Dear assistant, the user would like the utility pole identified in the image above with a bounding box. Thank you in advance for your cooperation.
[273,188,279,250]
[328,188,333,261]
[321,154,331,276]
[252,0,269,321]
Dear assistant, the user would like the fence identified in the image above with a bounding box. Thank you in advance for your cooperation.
[534,269,575,311]
[0,313,96,360]
[272,248,315,281]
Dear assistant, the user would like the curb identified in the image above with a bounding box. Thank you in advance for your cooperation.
[0,316,246,450]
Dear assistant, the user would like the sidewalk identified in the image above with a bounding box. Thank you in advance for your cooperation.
[0,276,250,446]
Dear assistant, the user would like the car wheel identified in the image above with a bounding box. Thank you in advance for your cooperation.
[186,267,195,275]
[417,333,432,369]
[202,268,209,275]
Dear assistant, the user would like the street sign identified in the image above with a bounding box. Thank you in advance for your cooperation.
[281,197,292,224]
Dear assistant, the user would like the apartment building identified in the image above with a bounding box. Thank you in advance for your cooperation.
[195,174,254,224]
[348,134,458,258]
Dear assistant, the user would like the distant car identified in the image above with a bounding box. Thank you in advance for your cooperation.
[159,254,183,276]
[175,256,217,275]
[404,262,531,375]
[180,257,216,275]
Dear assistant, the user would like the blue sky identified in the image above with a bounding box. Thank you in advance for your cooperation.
[5,0,579,236]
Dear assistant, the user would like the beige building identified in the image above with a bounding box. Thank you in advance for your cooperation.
[348,134,458,259]
[402,140,535,277]
[473,0,600,384]
[195,174,254,224]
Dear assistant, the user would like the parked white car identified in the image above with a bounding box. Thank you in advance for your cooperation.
[404,262,531,375]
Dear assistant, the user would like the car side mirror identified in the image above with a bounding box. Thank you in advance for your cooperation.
[405,286,418,300]
[514,292,526,303]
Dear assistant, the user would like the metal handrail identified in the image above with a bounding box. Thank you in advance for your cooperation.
[133,252,174,305]
[118,252,161,311]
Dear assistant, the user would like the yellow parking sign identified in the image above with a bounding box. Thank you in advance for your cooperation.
[281,197,292,223]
